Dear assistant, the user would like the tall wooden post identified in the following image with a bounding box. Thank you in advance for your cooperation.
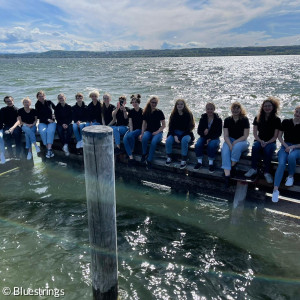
[82,126,118,300]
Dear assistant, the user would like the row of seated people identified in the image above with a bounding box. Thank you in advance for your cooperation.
[0,91,299,203]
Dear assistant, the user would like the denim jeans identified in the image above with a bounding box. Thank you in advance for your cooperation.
[86,121,101,126]
[0,129,5,154]
[251,141,276,173]
[142,131,163,162]
[221,137,249,170]
[38,122,57,146]
[73,123,87,142]
[274,144,300,187]
[165,130,191,157]
[3,125,22,157]
[22,125,37,149]
[112,126,128,146]
[123,129,141,156]
[195,137,220,160]
[57,124,73,145]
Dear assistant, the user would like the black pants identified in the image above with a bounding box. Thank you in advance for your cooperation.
[56,124,73,145]
[3,125,22,157]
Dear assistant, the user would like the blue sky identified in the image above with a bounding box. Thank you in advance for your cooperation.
[0,0,300,53]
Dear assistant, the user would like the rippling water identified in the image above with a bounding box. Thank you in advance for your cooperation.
[1,56,300,299]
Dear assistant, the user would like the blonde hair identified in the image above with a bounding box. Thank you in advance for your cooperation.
[22,97,31,105]
[230,101,247,118]
[143,96,159,116]
[103,93,111,101]
[75,92,83,99]
[89,90,100,98]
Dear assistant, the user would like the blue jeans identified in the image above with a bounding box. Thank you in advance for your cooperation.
[112,126,128,146]
[251,141,276,173]
[73,123,87,142]
[221,137,249,170]
[142,131,163,162]
[38,123,57,146]
[195,137,220,160]
[86,121,101,126]
[165,130,191,157]
[3,125,22,157]
[22,125,37,149]
[274,144,300,187]
[0,129,4,154]
[57,124,73,145]
[123,129,141,156]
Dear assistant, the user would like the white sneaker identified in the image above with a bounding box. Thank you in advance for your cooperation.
[80,140,84,148]
[76,141,81,149]
[0,152,6,164]
[264,173,273,184]
[27,151,32,160]
[272,190,279,203]
[35,145,41,153]
[165,157,172,166]
[63,144,70,156]
[244,168,257,177]
[285,176,294,187]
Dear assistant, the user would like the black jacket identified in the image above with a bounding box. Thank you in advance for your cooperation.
[72,102,88,123]
[55,103,73,125]
[197,113,222,140]
[35,100,56,124]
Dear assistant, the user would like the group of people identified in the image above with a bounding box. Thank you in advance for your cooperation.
[0,91,299,203]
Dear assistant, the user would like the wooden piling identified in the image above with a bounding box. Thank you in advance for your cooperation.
[82,126,118,300]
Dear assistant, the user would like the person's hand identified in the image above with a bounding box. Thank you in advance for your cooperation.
[205,139,211,146]
[261,140,267,148]
[285,145,294,153]
[204,129,209,135]
[138,134,143,141]
[152,131,159,136]
[174,136,180,143]
[63,124,68,129]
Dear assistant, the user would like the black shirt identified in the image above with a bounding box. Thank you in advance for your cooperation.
[281,119,300,144]
[102,104,115,125]
[253,116,281,142]
[115,107,129,126]
[224,116,250,139]
[197,113,222,140]
[168,112,194,139]
[87,101,102,123]
[35,100,56,124]
[18,108,37,124]
[1,105,19,127]
[72,102,88,123]
[55,103,73,125]
[143,109,165,133]
[0,109,3,130]
[128,108,143,130]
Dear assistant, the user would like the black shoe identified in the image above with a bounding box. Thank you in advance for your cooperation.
[165,157,172,166]
[128,158,135,167]
[194,162,202,170]
[231,165,237,177]
[209,165,215,173]
[180,161,187,169]
[114,147,122,155]
[224,175,230,188]
[141,154,147,163]
[146,161,152,170]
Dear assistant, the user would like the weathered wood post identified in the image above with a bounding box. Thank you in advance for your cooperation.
[82,126,118,300]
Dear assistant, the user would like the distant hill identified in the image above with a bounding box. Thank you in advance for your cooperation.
[1,46,300,58]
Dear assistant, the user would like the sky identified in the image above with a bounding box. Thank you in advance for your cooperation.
[0,0,300,53]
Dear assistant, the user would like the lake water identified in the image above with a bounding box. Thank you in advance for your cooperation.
[0,56,300,299]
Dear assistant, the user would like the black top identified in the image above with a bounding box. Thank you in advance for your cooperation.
[281,119,300,144]
[55,103,73,125]
[253,116,281,142]
[143,109,165,133]
[72,102,88,123]
[115,107,129,126]
[35,100,56,124]
[224,116,250,139]
[168,112,195,140]
[197,113,222,140]
[1,105,19,127]
[87,101,102,124]
[18,108,37,124]
[0,109,3,130]
[102,104,116,125]
[128,107,143,130]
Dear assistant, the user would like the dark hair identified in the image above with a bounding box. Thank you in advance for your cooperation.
[230,101,247,118]
[257,97,280,123]
[36,90,45,98]
[143,96,159,117]
[119,95,126,102]
[130,94,141,104]
[3,96,13,103]
[169,99,195,131]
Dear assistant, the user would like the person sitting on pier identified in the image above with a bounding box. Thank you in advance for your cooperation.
[1,96,22,159]
[112,95,129,155]
[194,102,222,173]
[139,96,166,169]
[221,102,250,187]
[272,105,300,203]
[17,97,40,160]
[102,93,116,126]
[72,93,88,149]
[87,90,102,126]
[165,99,195,169]
[245,97,281,183]
[0,109,5,163]
[123,94,143,166]
[35,91,56,158]
[55,93,73,156]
